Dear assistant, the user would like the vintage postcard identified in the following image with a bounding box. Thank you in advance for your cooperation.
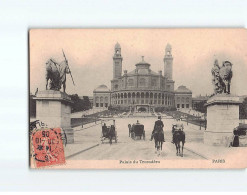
[29,29,247,169]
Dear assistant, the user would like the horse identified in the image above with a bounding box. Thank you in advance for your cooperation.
[173,130,185,157]
[45,59,70,92]
[153,126,164,156]
[108,125,116,145]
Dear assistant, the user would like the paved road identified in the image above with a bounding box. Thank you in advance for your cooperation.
[65,116,205,160]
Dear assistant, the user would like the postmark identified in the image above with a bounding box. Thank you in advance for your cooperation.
[31,127,65,168]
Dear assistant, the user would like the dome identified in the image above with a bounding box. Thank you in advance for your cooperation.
[175,85,192,94]
[115,42,121,49]
[135,56,150,69]
[93,85,110,92]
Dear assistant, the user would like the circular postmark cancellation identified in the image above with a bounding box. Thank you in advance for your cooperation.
[31,127,65,168]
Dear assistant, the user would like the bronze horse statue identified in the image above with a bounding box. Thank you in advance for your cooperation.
[45,58,70,92]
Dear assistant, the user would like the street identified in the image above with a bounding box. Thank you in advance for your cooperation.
[65,116,205,160]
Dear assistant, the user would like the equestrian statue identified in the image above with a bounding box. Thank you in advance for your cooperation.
[45,50,75,93]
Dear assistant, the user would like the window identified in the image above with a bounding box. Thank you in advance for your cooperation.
[100,103,103,107]
[186,104,189,108]
[96,103,99,107]
[177,104,180,108]
[182,104,184,108]
[139,78,146,87]
[177,97,180,102]
[151,79,157,86]
[115,84,118,90]
[128,79,134,86]
[105,103,108,107]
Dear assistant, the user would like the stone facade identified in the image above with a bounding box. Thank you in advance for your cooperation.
[93,43,178,111]
[93,85,111,108]
[174,85,192,110]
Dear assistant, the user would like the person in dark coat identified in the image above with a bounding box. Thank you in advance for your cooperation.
[232,128,239,147]
[150,116,165,142]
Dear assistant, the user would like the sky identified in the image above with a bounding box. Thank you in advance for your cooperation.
[30,29,247,97]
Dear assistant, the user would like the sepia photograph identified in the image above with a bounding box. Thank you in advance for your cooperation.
[29,28,247,169]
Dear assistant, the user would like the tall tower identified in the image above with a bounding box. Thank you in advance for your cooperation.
[113,42,123,79]
[163,43,173,80]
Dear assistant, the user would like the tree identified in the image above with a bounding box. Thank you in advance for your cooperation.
[69,94,91,113]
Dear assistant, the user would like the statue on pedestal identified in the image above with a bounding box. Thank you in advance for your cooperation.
[45,50,75,93]
[211,59,233,94]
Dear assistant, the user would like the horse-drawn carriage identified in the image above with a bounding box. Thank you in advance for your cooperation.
[101,121,118,144]
[129,123,145,140]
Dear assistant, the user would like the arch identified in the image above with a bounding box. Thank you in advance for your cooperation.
[139,78,146,87]
[136,92,140,98]
[181,97,185,103]
[95,96,99,102]
[162,93,164,99]
[158,93,161,98]
[132,92,136,98]
[151,79,157,86]
[128,78,134,86]
[150,92,153,98]
[128,92,131,98]
[145,92,149,98]
[154,93,157,98]
[124,93,127,98]
[100,96,104,102]
[141,92,144,98]
[117,93,120,98]
[121,93,123,98]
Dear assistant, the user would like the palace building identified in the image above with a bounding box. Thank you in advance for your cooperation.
[93,43,192,112]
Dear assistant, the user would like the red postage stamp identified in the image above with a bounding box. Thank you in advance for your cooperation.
[31,127,65,168]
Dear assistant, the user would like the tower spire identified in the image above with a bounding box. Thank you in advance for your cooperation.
[113,42,123,79]
[164,43,173,80]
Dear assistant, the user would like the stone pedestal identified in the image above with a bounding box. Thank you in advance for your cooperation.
[204,94,241,146]
[34,90,74,144]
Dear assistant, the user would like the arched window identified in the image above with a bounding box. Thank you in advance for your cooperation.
[100,97,104,102]
[128,79,134,86]
[139,78,146,87]
[151,79,157,86]
[95,96,99,102]
[114,84,118,90]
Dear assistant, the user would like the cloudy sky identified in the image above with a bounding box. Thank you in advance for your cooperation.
[30,29,247,97]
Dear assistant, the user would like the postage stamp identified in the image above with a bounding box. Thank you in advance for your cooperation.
[31,128,65,168]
